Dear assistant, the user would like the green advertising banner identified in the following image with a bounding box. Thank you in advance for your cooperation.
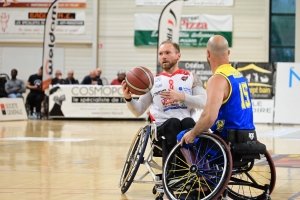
[134,14,232,47]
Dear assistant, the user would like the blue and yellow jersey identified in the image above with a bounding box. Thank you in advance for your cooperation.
[210,64,255,139]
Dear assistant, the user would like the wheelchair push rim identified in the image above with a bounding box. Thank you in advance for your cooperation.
[119,126,150,194]
[227,150,276,200]
[163,133,233,200]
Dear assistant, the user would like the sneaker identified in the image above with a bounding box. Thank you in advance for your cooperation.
[28,112,37,119]
[32,112,38,118]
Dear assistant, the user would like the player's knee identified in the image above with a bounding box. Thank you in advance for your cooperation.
[181,117,195,129]
[166,118,181,126]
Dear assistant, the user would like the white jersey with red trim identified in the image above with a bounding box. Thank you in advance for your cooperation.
[149,69,195,125]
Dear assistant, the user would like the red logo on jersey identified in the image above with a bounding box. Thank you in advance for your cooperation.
[181,76,188,81]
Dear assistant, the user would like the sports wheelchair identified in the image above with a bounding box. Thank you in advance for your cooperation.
[119,125,276,200]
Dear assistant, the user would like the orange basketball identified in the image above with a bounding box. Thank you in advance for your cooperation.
[125,66,154,95]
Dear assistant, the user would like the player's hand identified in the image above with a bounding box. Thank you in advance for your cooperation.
[160,90,185,103]
[121,80,131,99]
[180,129,197,146]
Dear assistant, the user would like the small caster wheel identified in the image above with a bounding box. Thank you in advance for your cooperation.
[121,186,126,194]
[152,186,157,195]
[155,196,163,200]
[155,192,164,200]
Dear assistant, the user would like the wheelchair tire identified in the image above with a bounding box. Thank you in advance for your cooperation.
[227,149,276,200]
[163,133,233,200]
[119,125,150,194]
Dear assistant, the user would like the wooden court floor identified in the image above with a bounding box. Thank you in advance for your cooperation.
[0,120,300,200]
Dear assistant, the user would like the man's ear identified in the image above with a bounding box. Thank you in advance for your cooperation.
[177,52,181,60]
[206,50,210,58]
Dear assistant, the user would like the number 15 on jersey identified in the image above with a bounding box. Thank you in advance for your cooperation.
[239,82,251,109]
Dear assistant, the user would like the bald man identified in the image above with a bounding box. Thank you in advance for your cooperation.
[81,70,102,85]
[64,70,79,84]
[180,35,255,144]
[51,70,65,85]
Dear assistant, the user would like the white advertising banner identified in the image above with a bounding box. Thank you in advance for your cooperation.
[0,11,85,34]
[136,0,234,6]
[48,85,148,119]
[0,98,28,121]
[252,99,274,123]
[135,14,233,47]
[158,0,184,46]
[274,63,300,124]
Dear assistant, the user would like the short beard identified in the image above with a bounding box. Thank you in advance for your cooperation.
[160,60,177,71]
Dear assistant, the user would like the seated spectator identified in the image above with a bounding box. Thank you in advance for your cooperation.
[111,70,126,85]
[95,68,103,85]
[64,70,79,85]
[51,70,65,85]
[26,66,45,118]
[5,69,26,98]
[96,68,102,79]
[81,70,102,85]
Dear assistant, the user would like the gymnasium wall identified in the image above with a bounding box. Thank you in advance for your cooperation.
[0,0,299,83]
[98,0,270,83]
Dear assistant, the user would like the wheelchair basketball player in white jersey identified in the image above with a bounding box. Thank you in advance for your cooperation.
[121,40,207,164]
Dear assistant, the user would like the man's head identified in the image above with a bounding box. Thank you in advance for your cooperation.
[95,68,102,77]
[206,35,230,70]
[89,70,96,80]
[67,70,74,80]
[117,70,126,82]
[37,66,43,77]
[11,69,17,79]
[158,41,181,72]
[55,70,62,79]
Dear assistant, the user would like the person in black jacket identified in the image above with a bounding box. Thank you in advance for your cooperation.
[26,66,44,117]
[64,70,79,85]
[81,70,102,85]
[51,70,65,85]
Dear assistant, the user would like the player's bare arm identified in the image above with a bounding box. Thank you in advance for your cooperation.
[180,74,229,145]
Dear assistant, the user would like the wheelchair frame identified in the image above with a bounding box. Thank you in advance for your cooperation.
[119,125,276,200]
[119,123,165,198]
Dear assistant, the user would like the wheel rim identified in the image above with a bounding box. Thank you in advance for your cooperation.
[163,134,231,200]
[227,151,276,200]
[119,127,143,188]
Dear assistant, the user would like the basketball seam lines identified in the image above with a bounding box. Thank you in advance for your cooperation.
[126,71,150,93]
[138,67,153,90]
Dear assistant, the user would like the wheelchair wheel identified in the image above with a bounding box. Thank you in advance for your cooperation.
[163,133,232,200]
[227,150,276,200]
[119,125,150,194]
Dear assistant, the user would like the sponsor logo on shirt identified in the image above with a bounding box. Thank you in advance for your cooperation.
[181,76,188,81]
[161,99,187,112]
[153,89,167,97]
[179,87,192,93]
[155,77,161,82]
[155,84,162,88]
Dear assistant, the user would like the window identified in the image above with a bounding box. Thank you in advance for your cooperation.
[269,0,295,62]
